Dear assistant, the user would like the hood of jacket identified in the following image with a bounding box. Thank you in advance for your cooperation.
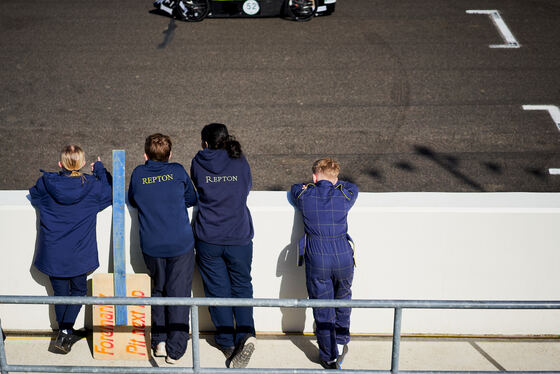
[42,171,94,205]
[193,148,233,174]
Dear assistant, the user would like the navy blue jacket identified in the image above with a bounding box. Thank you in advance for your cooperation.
[128,160,197,258]
[290,180,358,266]
[29,162,113,277]
[190,149,253,246]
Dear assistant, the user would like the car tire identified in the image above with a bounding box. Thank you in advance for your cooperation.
[175,0,210,22]
[285,0,316,21]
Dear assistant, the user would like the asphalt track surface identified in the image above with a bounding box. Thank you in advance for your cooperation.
[1,0,559,192]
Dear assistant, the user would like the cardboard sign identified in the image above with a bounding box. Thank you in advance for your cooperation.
[92,273,151,360]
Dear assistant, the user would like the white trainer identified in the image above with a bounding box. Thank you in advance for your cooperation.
[229,335,256,368]
[154,342,167,357]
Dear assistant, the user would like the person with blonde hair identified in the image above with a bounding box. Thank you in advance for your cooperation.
[30,145,112,354]
[290,157,358,370]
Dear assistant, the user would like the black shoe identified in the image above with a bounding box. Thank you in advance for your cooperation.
[54,330,73,354]
[220,345,235,359]
[336,344,348,368]
[320,359,338,369]
[227,334,256,368]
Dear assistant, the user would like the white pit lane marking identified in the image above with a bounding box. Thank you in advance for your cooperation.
[466,10,520,48]
[522,105,560,132]
[523,105,560,175]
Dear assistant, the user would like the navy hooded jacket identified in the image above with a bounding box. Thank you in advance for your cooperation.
[128,160,197,258]
[29,162,113,277]
[190,148,253,246]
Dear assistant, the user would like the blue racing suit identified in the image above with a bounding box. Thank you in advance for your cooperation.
[290,179,358,362]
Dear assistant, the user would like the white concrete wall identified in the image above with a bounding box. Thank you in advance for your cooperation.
[1,191,560,335]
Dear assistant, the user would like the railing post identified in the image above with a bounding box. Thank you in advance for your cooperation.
[112,150,127,326]
[391,307,402,374]
[0,319,8,374]
[191,305,200,373]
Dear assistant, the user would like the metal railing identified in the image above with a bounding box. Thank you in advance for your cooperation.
[1,295,560,374]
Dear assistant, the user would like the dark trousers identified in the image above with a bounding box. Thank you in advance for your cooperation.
[143,249,195,360]
[305,252,354,362]
[49,274,88,331]
[196,240,255,348]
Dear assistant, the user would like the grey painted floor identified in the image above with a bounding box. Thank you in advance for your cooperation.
[3,333,560,371]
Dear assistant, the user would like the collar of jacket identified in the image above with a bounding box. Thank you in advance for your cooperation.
[145,160,169,167]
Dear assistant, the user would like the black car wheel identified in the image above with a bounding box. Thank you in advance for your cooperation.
[175,0,210,22]
[286,0,316,21]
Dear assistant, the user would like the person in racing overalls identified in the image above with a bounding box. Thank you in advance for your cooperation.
[290,158,358,369]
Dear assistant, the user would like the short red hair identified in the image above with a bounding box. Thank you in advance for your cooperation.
[312,158,340,179]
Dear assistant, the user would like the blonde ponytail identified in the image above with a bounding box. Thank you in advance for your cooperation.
[60,145,85,178]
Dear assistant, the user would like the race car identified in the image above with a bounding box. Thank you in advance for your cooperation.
[153,0,336,22]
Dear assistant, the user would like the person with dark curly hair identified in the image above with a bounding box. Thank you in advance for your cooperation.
[190,123,256,368]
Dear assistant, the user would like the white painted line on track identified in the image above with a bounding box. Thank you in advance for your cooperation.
[549,169,560,175]
[522,105,560,131]
[466,10,520,48]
